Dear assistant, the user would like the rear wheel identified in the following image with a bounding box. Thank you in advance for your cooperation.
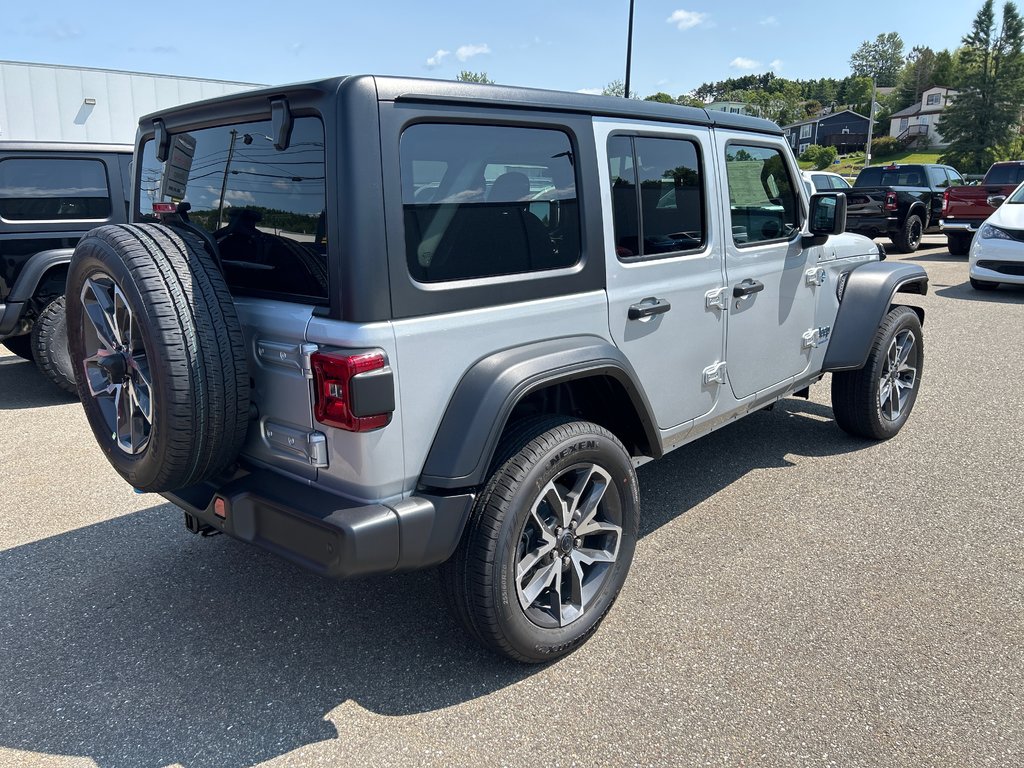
[831,306,923,440]
[441,417,639,663]
[32,296,77,394]
[2,333,34,361]
[970,277,999,291]
[946,233,972,256]
[891,214,923,253]
[66,223,250,492]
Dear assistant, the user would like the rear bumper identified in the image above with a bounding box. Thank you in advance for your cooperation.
[940,220,981,234]
[163,467,474,579]
[846,215,898,238]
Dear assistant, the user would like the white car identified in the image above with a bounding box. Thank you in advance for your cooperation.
[802,170,852,195]
[968,180,1024,290]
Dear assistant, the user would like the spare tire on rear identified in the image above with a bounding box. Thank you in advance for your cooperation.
[66,223,250,492]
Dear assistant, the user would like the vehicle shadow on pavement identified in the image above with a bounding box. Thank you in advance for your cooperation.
[0,399,859,768]
[935,280,1024,303]
[0,353,78,409]
[636,398,863,537]
[0,506,531,768]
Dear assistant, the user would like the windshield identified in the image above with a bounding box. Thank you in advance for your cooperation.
[1005,180,1024,204]
[138,116,328,303]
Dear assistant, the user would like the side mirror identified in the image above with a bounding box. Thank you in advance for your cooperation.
[987,194,1007,209]
[803,192,846,246]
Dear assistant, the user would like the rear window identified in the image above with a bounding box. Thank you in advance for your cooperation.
[400,123,580,283]
[854,166,927,187]
[0,158,111,221]
[138,116,328,304]
[985,164,1024,186]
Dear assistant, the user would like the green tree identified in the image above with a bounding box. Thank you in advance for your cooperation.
[850,32,906,87]
[894,46,938,109]
[456,71,494,84]
[675,93,706,108]
[644,92,675,103]
[603,79,638,98]
[940,0,1024,173]
[931,49,959,87]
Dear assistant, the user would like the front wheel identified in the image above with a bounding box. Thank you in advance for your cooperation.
[441,417,639,663]
[946,233,972,256]
[831,306,924,440]
[891,214,923,253]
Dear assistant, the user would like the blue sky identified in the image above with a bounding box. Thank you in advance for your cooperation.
[2,2,983,96]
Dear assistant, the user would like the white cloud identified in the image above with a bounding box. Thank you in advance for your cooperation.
[456,43,491,62]
[730,57,760,70]
[759,16,778,26]
[769,58,783,70]
[425,49,450,68]
[576,88,604,95]
[666,10,707,30]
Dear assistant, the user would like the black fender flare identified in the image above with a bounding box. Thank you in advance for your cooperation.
[0,248,74,336]
[418,335,660,491]
[822,261,928,372]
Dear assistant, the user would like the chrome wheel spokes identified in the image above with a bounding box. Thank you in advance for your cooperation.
[515,463,622,628]
[879,329,917,422]
[80,274,153,454]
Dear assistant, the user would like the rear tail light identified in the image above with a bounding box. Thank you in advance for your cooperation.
[942,188,950,216]
[311,350,393,432]
[884,191,898,211]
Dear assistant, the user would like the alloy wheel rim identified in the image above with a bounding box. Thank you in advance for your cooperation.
[514,462,622,628]
[878,328,917,422]
[80,273,153,454]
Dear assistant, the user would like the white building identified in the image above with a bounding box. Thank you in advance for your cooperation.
[0,61,262,145]
[888,86,958,148]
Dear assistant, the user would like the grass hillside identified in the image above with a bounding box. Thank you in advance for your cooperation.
[800,150,944,178]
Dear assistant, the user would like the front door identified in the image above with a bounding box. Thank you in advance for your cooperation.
[716,135,817,400]
[599,120,726,430]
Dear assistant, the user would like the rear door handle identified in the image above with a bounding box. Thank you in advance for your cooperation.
[733,279,765,298]
[628,297,672,320]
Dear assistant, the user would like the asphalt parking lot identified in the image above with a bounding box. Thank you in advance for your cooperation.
[1,236,1022,768]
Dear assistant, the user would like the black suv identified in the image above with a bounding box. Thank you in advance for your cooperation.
[0,142,132,391]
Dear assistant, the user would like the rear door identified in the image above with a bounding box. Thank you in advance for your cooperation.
[715,133,817,400]
[598,119,726,430]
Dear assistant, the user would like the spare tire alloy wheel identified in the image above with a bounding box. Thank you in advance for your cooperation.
[80,274,153,454]
[66,224,250,493]
[878,327,918,425]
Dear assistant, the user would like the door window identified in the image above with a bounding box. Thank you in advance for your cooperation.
[607,135,706,259]
[724,144,799,245]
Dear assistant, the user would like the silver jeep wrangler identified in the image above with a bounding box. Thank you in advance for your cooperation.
[65,76,927,662]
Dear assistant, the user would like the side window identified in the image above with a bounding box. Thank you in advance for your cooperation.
[139,116,328,304]
[0,158,111,221]
[946,168,965,186]
[607,135,706,259]
[724,144,799,246]
[830,175,852,190]
[927,166,949,188]
[400,124,580,283]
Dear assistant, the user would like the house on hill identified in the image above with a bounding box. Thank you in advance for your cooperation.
[782,110,870,156]
[888,86,957,148]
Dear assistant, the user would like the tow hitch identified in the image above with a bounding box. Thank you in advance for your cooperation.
[184,512,220,537]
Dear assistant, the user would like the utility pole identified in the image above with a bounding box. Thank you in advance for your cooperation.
[864,76,877,168]
[623,0,635,99]
[217,128,238,229]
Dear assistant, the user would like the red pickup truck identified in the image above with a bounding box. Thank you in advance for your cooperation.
[941,161,1024,255]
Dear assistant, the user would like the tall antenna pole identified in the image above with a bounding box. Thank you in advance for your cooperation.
[624,0,635,99]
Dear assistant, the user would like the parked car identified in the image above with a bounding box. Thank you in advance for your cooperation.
[802,170,852,194]
[845,163,964,252]
[941,160,1024,255]
[968,179,1024,290]
[63,76,928,662]
[0,141,133,392]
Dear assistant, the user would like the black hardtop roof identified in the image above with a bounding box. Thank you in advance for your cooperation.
[137,74,784,136]
[0,141,132,153]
